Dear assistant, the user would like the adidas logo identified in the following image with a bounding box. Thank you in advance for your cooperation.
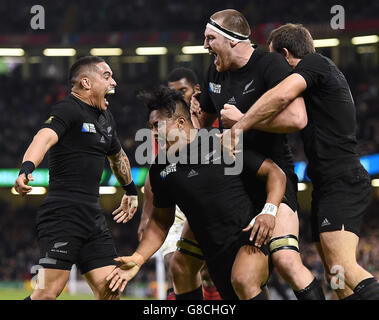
[100,136,106,144]
[321,218,331,227]
[187,169,199,178]
[227,96,236,105]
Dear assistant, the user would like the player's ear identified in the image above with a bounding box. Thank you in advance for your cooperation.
[177,117,186,130]
[230,40,239,48]
[282,48,290,60]
[194,84,201,94]
[80,77,92,90]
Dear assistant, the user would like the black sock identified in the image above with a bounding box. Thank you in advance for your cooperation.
[354,277,379,300]
[249,290,267,300]
[175,286,203,300]
[294,277,326,300]
[341,292,360,300]
[24,296,32,300]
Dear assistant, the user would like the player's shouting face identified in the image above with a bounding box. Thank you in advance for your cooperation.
[89,62,117,111]
[204,25,233,73]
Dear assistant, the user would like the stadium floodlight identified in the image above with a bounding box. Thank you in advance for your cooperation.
[90,48,123,56]
[351,35,379,45]
[0,48,25,56]
[11,187,46,195]
[298,183,307,191]
[182,45,208,54]
[122,56,148,63]
[313,38,340,48]
[43,48,76,56]
[372,179,379,187]
[99,186,117,195]
[135,47,168,55]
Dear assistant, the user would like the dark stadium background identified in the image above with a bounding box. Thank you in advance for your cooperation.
[0,0,378,299]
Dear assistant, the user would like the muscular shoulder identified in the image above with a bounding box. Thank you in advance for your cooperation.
[49,95,80,117]
[295,53,331,73]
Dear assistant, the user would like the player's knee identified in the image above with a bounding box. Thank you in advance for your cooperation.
[170,252,198,279]
[31,290,58,300]
[231,273,260,299]
[323,258,356,281]
[270,235,301,276]
[272,251,297,272]
[170,252,187,278]
[272,250,302,277]
[93,286,121,300]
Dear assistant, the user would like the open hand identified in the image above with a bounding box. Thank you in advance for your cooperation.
[112,194,138,223]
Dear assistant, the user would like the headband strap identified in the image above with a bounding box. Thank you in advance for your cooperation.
[207,18,250,42]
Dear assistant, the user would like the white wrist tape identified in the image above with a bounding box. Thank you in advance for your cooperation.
[249,203,278,227]
[261,203,278,216]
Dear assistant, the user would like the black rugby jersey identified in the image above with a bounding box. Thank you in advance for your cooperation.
[149,129,265,260]
[41,94,121,202]
[200,47,294,171]
[293,53,361,182]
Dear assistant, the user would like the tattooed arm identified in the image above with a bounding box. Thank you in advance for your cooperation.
[108,148,133,186]
[108,148,138,223]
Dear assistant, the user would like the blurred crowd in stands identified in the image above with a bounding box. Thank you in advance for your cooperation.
[2,0,379,34]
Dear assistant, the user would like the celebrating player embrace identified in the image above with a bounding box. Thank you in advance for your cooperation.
[230,24,379,300]
[106,86,286,300]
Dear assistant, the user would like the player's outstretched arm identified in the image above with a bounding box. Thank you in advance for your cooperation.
[233,73,308,134]
[14,128,58,196]
[137,173,153,241]
[106,206,176,292]
[243,159,286,247]
[108,148,138,223]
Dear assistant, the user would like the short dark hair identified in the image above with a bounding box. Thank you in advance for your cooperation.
[69,56,105,87]
[211,9,251,38]
[268,24,315,58]
[167,67,199,86]
[137,86,191,121]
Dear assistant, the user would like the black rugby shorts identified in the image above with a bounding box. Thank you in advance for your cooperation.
[36,198,117,274]
[310,166,371,242]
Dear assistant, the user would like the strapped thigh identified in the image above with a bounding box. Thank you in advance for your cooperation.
[176,238,204,260]
[269,234,299,254]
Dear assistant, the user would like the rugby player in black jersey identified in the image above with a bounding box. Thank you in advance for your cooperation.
[13,56,138,300]
[191,9,325,299]
[138,68,221,300]
[230,24,379,300]
[106,86,286,300]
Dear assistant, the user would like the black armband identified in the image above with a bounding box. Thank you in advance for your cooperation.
[19,161,35,177]
[122,181,138,196]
